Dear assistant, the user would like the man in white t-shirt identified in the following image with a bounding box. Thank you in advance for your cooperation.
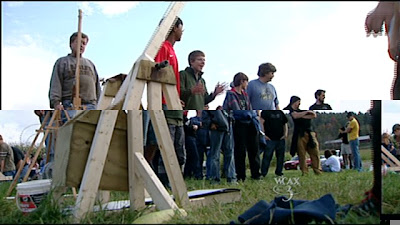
[322,150,341,172]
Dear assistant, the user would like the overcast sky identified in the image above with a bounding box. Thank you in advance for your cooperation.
[1,1,394,110]
[1,1,397,144]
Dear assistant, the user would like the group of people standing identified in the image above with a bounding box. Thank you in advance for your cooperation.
[43,14,367,188]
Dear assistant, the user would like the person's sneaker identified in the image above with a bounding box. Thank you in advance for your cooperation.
[275,173,284,177]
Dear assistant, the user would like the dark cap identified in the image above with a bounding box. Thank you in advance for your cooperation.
[393,124,400,134]
[346,112,355,118]
[283,96,301,110]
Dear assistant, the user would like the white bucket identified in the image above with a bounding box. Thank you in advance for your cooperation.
[16,179,52,214]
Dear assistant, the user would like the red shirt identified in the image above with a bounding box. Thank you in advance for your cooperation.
[154,40,180,105]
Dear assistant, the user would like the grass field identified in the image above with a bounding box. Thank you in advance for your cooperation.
[382,171,400,214]
[0,149,379,224]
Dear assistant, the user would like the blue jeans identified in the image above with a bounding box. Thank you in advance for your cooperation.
[322,164,333,172]
[3,170,16,178]
[207,127,236,182]
[261,139,285,176]
[349,138,362,171]
[183,135,202,179]
[61,100,96,123]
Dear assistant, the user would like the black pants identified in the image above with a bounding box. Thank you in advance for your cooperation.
[233,121,261,181]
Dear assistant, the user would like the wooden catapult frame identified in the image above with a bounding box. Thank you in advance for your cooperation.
[5,110,77,197]
[51,2,240,222]
[381,145,400,172]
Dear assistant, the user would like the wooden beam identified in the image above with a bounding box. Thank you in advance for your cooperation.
[0,172,12,181]
[149,110,189,207]
[73,110,119,221]
[382,145,400,166]
[127,110,146,210]
[387,166,400,172]
[147,82,162,110]
[162,84,182,110]
[22,111,60,182]
[382,153,397,167]
[134,152,178,210]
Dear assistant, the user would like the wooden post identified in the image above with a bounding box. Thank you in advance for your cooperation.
[73,9,83,110]
[127,110,146,210]
[73,110,119,221]
[22,111,60,182]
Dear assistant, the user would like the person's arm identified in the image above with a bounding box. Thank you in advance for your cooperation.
[179,71,191,104]
[365,1,396,34]
[93,64,101,103]
[49,59,65,110]
[0,160,4,173]
[291,110,316,119]
[341,122,353,134]
[281,123,288,140]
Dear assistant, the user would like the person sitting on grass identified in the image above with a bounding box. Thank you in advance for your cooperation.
[322,150,341,172]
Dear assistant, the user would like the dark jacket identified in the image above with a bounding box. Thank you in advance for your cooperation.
[202,110,232,132]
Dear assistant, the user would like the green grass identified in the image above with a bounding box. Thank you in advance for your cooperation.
[0,149,378,224]
[382,171,400,214]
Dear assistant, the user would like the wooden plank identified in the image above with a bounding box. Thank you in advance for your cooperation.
[147,82,162,110]
[134,152,178,210]
[118,78,146,110]
[149,110,189,207]
[53,123,74,187]
[382,145,400,166]
[112,2,185,110]
[189,191,242,208]
[387,166,400,172]
[127,110,146,210]
[55,111,129,191]
[143,2,185,61]
[137,60,176,85]
[382,153,397,167]
[73,110,119,221]
[0,172,12,181]
[97,82,117,110]
[162,84,182,110]
[23,111,60,182]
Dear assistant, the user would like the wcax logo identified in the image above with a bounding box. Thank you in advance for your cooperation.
[272,177,301,202]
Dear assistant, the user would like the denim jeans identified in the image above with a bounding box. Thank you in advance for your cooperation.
[183,135,202,179]
[322,164,333,172]
[3,170,16,178]
[261,139,285,176]
[61,100,96,124]
[350,138,362,171]
[207,126,236,182]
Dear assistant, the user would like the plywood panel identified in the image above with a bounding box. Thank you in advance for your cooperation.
[54,110,129,191]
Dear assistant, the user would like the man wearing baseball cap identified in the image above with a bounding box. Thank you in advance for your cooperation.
[340,112,362,171]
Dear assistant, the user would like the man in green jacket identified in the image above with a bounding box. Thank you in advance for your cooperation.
[180,50,227,110]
